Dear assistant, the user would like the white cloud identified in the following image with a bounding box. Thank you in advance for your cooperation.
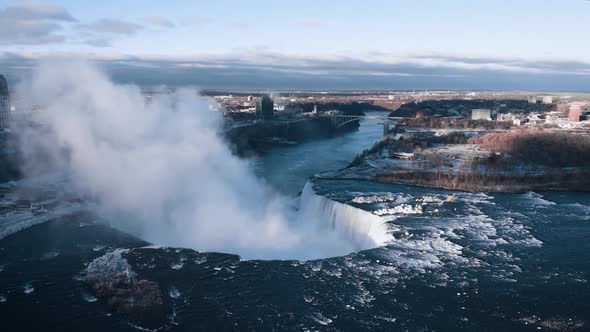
[0,3,75,45]
[80,19,142,35]
[142,16,175,28]
[290,18,330,27]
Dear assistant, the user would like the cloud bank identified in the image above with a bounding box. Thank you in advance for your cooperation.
[3,52,589,91]
[0,3,76,45]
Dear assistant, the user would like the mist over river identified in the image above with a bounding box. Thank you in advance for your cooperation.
[1,109,590,331]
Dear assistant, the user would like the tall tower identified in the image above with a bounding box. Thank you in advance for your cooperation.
[256,96,274,120]
[0,75,9,131]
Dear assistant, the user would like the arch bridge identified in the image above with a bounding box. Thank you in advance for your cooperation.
[325,114,405,133]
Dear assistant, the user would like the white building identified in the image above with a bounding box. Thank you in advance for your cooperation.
[471,109,491,121]
[542,96,553,104]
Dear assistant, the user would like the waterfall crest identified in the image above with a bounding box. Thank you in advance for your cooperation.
[299,182,392,251]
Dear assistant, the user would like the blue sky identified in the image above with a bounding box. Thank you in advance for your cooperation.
[1,0,590,90]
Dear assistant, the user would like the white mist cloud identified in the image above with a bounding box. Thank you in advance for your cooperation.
[15,60,380,260]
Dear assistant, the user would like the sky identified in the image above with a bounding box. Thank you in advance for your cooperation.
[1,0,590,91]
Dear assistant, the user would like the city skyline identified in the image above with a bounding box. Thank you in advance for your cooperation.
[1,0,590,90]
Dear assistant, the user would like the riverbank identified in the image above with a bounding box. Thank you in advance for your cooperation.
[225,116,361,157]
[317,130,590,193]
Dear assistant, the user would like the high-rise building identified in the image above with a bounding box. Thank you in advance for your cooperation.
[569,103,584,122]
[0,74,9,131]
[256,96,274,120]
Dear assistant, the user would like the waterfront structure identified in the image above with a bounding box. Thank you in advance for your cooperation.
[0,74,9,131]
[471,109,491,121]
[498,113,515,122]
[256,96,274,120]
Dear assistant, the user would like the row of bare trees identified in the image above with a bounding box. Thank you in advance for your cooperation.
[469,130,590,167]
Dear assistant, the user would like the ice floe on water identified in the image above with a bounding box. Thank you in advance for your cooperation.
[170,257,186,270]
[93,245,106,252]
[373,204,423,216]
[351,192,402,204]
[24,282,35,294]
[81,292,98,302]
[41,251,60,260]
[168,286,181,299]
[418,195,458,205]
[194,255,207,265]
[308,312,333,326]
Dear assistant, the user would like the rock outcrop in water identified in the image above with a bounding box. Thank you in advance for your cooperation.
[319,130,590,193]
[83,249,165,329]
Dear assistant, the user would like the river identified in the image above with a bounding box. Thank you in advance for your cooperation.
[1,111,590,331]
[252,111,387,195]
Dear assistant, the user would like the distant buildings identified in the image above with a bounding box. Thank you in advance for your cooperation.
[256,96,274,120]
[513,118,528,126]
[542,96,553,104]
[0,74,9,131]
[528,95,554,105]
[471,109,491,121]
[568,102,586,122]
[497,113,515,122]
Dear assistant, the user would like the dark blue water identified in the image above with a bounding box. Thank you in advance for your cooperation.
[1,113,589,331]
[252,112,386,196]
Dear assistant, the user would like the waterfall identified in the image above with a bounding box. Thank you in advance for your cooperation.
[299,182,392,251]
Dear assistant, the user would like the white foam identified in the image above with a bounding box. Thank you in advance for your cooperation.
[351,193,401,204]
[299,182,393,251]
[168,286,181,299]
[308,312,333,325]
[23,282,35,294]
[93,245,106,252]
[82,292,97,302]
[373,204,423,217]
[41,251,60,260]
[170,262,184,270]
[521,192,556,206]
